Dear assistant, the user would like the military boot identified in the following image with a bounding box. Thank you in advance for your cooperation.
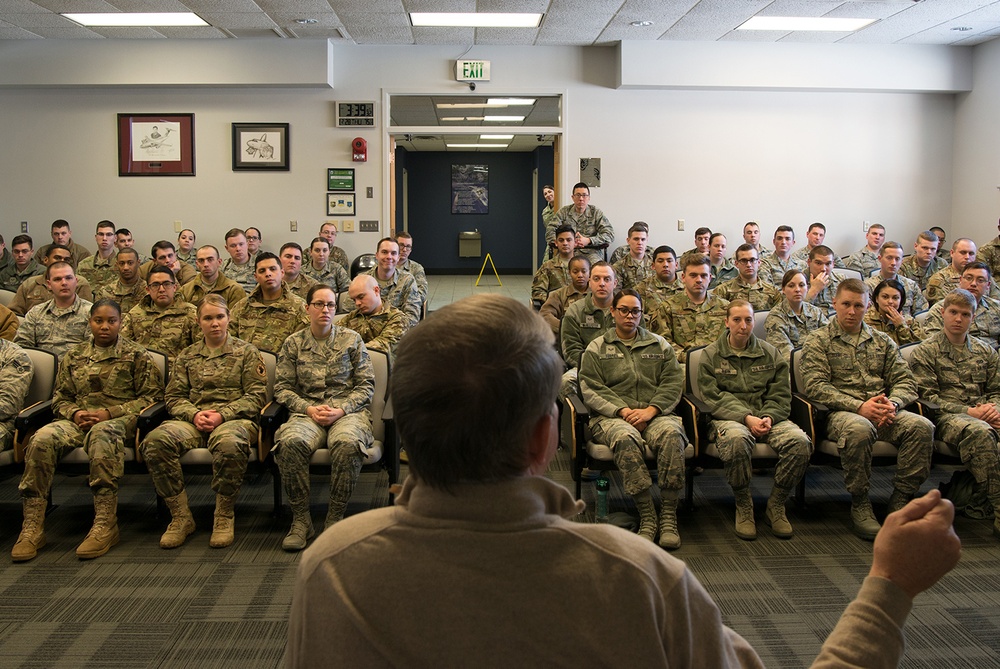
[765,485,794,539]
[160,490,196,549]
[76,492,120,559]
[12,497,47,562]
[209,494,236,548]
[658,490,681,550]
[851,495,881,540]
[887,488,910,515]
[282,495,315,552]
[634,490,658,542]
[734,487,756,541]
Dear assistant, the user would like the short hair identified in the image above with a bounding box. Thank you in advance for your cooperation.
[916,230,939,244]
[709,232,726,245]
[743,221,759,232]
[780,269,806,288]
[943,289,977,313]
[726,298,754,318]
[735,243,757,259]
[11,234,31,248]
[809,245,835,262]
[280,242,303,256]
[930,226,946,236]
[147,265,176,282]
[395,231,413,241]
[571,182,590,193]
[807,222,826,234]
[320,221,338,233]
[554,224,575,238]
[952,237,974,251]
[376,237,398,253]
[873,279,907,311]
[612,289,642,309]
[694,227,712,238]
[179,229,196,242]
[254,251,280,270]
[224,228,246,242]
[627,222,649,237]
[197,293,229,317]
[116,228,132,237]
[116,247,139,261]
[51,219,70,231]
[590,260,615,278]
[245,227,261,240]
[835,278,868,298]
[568,255,591,271]
[542,184,553,191]
[651,245,677,263]
[869,224,885,233]
[879,241,903,255]
[43,243,71,259]
[151,240,176,257]
[197,244,220,259]
[44,261,73,280]
[310,236,330,251]
[774,225,795,239]
[962,260,991,278]
[681,253,710,272]
[96,220,116,233]
[90,298,121,317]
[306,283,336,303]
[391,295,562,489]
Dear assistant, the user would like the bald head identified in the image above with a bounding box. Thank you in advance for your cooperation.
[348,274,382,315]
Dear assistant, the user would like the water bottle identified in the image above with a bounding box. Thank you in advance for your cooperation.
[595,476,610,523]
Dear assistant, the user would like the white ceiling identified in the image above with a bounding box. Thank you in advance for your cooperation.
[2,0,1000,45]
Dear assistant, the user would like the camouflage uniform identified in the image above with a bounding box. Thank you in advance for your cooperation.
[76,251,118,289]
[559,294,614,397]
[801,319,933,497]
[864,273,928,316]
[365,268,421,327]
[176,249,197,268]
[330,246,351,273]
[121,295,199,359]
[650,292,730,357]
[9,274,94,316]
[340,304,409,364]
[862,307,924,346]
[927,265,1000,305]
[980,235,1000,279]
[909,331,1000,513]
[97,278,148,315]
[15,297,93,356]
[760,254,807,286]
[580,327,687,496]
[698,331,810,491]
[608,245,629,266]
[899,254,948,293]
[0,259,44,292]
[635,276,683,318]
[274,327,375,514]
[304,262,351,294]
[807,272,841,313]
[530,256,571,304]
[921,296,1000,349]
[399,258,428,302]
[34,240,91,267]
[764,298,829,358]
[231,285,309,354]
[0,339,33,452]
[221,258,257,293]
[0,304,18,342]
[554,204,614,265]
[791,246,847,269]
[19,337,163,498]
[712,276,779,312]
[844,247,880,277]
[709,262,738,289]
[285,274,319,302]
[539,285,587,337]
[139,335,267,498]
[179,274,247,309]
[139,260,197,285]
[611,254,653,292]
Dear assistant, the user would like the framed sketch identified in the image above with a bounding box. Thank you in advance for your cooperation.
[327,192,356,216]
[232,123,290,171]
[118,113,195,176]
[327,168,355,191]
[451,164,489,214]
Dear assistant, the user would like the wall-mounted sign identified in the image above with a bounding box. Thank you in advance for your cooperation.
[456,60,491,81]
[336,101,376,128]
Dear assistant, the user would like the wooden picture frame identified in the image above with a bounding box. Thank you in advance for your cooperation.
[118,113,195,176]
[326,192,356,216]
[232,123,290,171]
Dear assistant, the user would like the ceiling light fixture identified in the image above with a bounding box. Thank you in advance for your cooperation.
[484,115,525,122]
[487,98,535,105]
[294,18,318,25]
[630,21,654,27]
[446,143,509,148]
[737,16,877,32]
[951,26,973,31]
[480,134,514,139]
[62,12,209,27]
[410,12,542,28]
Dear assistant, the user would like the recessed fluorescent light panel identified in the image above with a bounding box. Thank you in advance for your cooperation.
[446,143,508,148]
[487,98,535,106]
[410,13,542,28]
[737,16,876,32]
[62,12,209,27]
[484,115,525,122]
[480,135,514,139]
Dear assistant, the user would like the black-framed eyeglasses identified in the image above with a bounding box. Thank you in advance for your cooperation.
[309,301,338,311]
[614,307,642,317]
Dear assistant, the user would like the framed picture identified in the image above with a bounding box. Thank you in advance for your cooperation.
[232,123,290,171]
[327,168,355,191]
[117,113,195,176]
[451,164,489,214]
[327,193,356,216]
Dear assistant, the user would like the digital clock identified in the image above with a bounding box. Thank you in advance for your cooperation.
[336,102,376,128]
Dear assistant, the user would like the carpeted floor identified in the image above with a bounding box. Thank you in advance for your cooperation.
[0,454,998,667]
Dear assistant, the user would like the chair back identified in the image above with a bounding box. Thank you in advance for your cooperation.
[260,350,278,403]
[369,350,389,442]
[350,254,377,279]
[790,347,806,394]
[913,309,930,328]
[22,347,57,406]
[832,268,862,282]
[898,342,919,366]
[752,310,768,340]
[685,346,706,398]
[0,290,14,307]
[145,349,169,386]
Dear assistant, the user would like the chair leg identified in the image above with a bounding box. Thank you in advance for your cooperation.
[685,464,695,511]
[795,474,807,509]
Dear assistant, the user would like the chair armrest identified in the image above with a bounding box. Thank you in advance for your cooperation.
[791,393,827,443]
[13,399,53,460]
[562,394,589,482]
[258,401,289,462]
[136,402,169,458]
[677,396,700,457]
[382,396,393,422]
[913,399,940,422]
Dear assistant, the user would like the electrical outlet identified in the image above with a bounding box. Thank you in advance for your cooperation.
[174,220,183,233]
[863,220,870,232]
[359,220,379,232]
[290,220,297,232]
[677,219,684,231]
[366,187,374,198]
[20,221,28,233]
[342,221,355,232]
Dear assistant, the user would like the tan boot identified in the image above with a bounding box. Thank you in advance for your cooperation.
[887,488,910,514]
[282,495,315,552]
[734,487,757,541]
[160,490,196,549]
[210,493,236,548]
[12,497,47,562]
[634,490,657,542]
[765,486,794,539]
[76,493,120,559]
[851,495,881,540]
[658,490,681,550]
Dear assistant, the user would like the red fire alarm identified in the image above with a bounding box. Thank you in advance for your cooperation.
[352,137,367,162]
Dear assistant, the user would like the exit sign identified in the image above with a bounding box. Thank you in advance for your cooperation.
[456,59,491,81]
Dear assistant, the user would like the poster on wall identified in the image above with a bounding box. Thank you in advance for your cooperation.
[118,113,195,176]
[451,164,489,214]
[580,158,601,187]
